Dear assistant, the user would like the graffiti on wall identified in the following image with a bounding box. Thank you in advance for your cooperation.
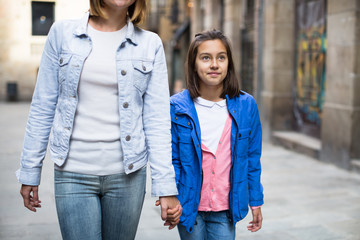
[295,0,326,131]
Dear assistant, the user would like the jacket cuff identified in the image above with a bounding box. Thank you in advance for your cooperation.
[151,177,178,197]
[15,167,42,186]
[249,199,264,207]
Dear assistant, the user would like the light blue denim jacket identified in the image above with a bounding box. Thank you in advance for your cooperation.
[16,13,178,197]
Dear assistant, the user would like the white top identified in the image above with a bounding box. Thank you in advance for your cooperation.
[55,23,128,175]
[194,97,229,154]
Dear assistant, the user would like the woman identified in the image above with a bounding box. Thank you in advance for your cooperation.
[17,0,181,239]
[170,30,263,239]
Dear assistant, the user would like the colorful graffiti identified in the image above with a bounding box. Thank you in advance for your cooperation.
[295,0,326,128]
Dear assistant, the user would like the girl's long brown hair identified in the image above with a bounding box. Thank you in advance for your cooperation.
[186,30,243,99]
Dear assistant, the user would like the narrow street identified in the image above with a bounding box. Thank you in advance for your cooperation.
[1,102,359,240]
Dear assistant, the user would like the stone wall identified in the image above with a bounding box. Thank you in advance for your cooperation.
[261,0,295,140]
[321,0,360,168]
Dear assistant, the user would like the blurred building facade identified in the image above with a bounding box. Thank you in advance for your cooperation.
[260,0,359,172]
[0,0,89,101]
[148,0,360,171]
[146,0,192,94]
[0,0,358,171]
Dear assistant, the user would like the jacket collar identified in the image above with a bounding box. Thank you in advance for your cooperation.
[73,12,138,46]
[171,90,198,121]
[73,12,90,37]
[172,90,242,127]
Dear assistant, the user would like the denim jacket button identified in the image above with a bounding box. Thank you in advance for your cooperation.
[121,70,127,76]
[142,65,146,71]
[123,102,129,108]
[125,135,131,141]
[128,164,134,170]
[120,42,125,48]
[59,58,63,64]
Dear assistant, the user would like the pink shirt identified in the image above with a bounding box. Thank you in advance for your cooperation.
[198,115,232,212]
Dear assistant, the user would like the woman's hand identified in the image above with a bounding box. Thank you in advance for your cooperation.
[155,196,182,229]
[247,207,263,232]
[20,184,41,212]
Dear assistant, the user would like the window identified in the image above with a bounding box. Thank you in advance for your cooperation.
[32,1,55,36]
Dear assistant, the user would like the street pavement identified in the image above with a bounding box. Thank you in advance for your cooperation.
[1,102,359,240]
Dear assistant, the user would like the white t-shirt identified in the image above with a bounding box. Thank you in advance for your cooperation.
[194,97,229,154]
[55,23,127,175]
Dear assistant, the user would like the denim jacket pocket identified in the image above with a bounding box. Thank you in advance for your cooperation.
[132,60,153,93]
[58,53,72,84]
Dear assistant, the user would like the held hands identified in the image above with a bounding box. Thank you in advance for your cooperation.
[247,207,263,232]
[20,184,42,212]
[155,196,182,230]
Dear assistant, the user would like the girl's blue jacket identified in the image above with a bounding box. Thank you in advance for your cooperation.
[170,89,264,233]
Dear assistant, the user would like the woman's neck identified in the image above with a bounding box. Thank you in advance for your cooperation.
[89,7,127,32]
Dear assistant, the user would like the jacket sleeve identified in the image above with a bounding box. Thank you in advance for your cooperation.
[142,36,178,197]
[247,97,264,207]
[16,22,60,186]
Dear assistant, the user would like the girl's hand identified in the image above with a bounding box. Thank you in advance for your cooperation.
[155,197,182,229]
[20,184,42,212]
[247,207,262,232]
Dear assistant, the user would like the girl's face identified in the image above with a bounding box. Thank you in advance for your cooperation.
[195,39,228,92]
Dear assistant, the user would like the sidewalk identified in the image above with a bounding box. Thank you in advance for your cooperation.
[1,102,359,240]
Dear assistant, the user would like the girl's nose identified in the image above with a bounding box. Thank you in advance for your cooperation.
[210,59,219,69]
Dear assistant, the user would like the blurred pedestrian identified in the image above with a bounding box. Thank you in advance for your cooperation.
[170,30,264,240]
[16,0,181,239]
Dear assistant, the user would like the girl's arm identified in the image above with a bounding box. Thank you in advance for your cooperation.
[247,97,264,207]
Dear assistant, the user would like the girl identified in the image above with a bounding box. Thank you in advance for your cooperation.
[17,0,181,239]
[170,30,264,239]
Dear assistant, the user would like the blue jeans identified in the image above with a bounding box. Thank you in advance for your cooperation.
[177,211,235,240]
[54,167,146,240]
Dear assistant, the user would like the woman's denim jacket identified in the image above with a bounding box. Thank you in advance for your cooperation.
[16,13,178,197]
[170,90,264,232]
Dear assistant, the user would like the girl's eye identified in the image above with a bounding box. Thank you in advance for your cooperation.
[218,55,226,60]
[202,56,210,61]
